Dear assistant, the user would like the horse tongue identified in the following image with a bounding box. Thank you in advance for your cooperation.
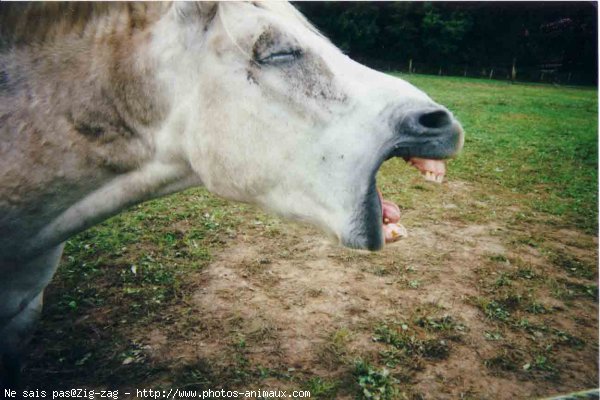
[382,199,400,223]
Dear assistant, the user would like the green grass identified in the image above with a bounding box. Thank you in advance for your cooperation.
[392,74,598,233]
[25,74,598,398]
[33,190,247,385]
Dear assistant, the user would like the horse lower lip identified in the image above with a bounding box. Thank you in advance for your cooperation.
[377,188,403,243]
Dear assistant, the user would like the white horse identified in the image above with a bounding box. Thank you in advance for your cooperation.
[0,2,463,387]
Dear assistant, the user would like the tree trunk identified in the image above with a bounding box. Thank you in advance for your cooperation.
[438,67,442,76]
[408,58,413,74]
[489,68,494,79]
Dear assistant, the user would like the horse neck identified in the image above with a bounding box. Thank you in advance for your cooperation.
[1,15,167,169]
[0,13,172,255]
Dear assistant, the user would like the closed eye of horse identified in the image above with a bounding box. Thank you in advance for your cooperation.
[0,1,462,389]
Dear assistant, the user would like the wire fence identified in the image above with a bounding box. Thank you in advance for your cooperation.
[360,58,596,86]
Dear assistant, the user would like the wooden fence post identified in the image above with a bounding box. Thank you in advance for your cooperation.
[511,58,517,81]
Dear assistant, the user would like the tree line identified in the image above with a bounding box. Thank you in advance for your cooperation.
[295,2,598,85]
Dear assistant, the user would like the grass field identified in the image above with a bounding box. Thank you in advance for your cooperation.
[397,75,598,233]
[24,75,598,399]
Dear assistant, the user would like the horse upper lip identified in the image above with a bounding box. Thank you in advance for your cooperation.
[386,129,464,161]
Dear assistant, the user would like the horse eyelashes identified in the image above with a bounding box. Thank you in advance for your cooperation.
[259,49,302,65]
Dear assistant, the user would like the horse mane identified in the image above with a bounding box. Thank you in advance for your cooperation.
[0,2,324,50]
[0,2,169,49]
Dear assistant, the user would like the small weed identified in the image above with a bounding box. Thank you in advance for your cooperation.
[549,279,599,301]
[501,294,524,309]
[484,350,523,372]
[304,377,338,399]
[494,273,513,288]
[532,354,553,371]
[414,315,466,334]
[515,267,537,280]
[419,339,450,359]
[369,265,390,276]
[523,354,556,374]
[484,330,503,341]
[373,325,450,360]
[549,250,595,279]
[490,254,509,263]
[511,318,585,349]
[408,280,421,289]
[173,359,216,389]
[510,236,540,248]
[373,324,406,348]
[526,301,548,314]
[481,300,511,321]
[354,360,398,400]
[513,317,534,330]
[231,337,251,384]
[552,330,585,348]
[405,265,417,273]
[379,347,406,368]
[318,328,352,367]
[120,341,147,366]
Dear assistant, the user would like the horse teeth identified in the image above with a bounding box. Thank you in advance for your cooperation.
[419,170,445,183]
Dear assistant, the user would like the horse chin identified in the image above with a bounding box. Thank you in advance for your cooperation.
[338,175,384,251]
[361,177,387,250]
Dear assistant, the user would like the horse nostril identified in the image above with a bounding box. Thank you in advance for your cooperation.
[418,110,452,129]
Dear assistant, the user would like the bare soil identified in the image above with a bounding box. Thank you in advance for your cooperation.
[133,187,597,399]
[23,179,598,400]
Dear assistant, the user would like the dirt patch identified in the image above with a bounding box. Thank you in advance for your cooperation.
[131,207,597,399]
[21,183,598,399]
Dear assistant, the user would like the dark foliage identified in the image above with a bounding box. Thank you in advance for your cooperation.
[295,2,598,85]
